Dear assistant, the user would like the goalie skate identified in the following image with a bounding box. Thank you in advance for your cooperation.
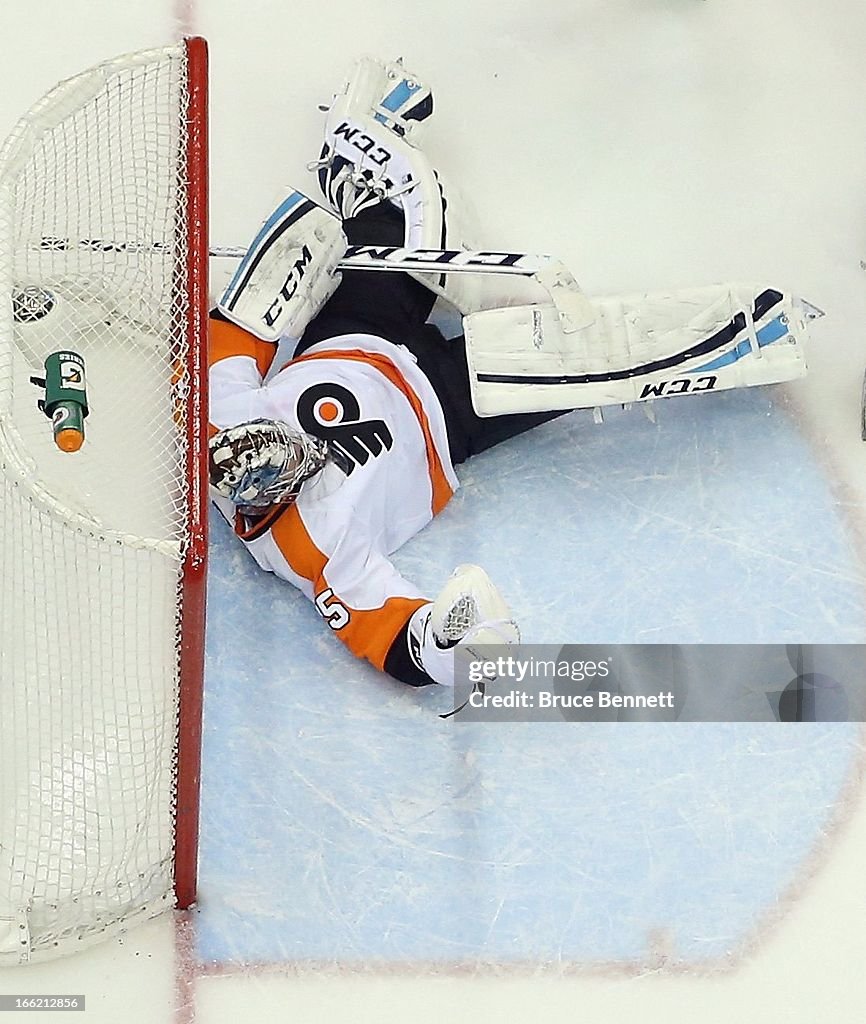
[318,56,433,139]
[311,56,435,222]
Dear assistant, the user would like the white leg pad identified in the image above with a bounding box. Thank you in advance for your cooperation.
[464,284,813,416]
[218,191,346,343]
[315,59,551,315]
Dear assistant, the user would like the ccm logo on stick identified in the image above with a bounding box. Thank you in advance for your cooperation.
[345,246,527,268]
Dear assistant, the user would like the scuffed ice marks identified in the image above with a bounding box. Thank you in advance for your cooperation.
[425,393,865,644]
[199,386,864,966]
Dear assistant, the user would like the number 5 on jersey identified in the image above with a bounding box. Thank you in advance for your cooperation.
[315,588,350,629]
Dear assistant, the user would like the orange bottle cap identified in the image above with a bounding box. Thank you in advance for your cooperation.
[55,428,84,453]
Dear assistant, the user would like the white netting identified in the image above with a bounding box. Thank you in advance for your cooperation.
[437,594,480,644]
[0,41,203,963]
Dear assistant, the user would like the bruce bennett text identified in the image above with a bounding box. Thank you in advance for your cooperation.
[468,690,677,710]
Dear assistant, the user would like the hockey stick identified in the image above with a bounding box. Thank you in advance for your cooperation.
[217,243,595,334]
[35,236,595,334]
[212,242,552,275]
[38,234,566,275]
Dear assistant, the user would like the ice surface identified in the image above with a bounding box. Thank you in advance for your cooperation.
[2,0,866,1020]
[200,390,864,965]
[197,0,866,972]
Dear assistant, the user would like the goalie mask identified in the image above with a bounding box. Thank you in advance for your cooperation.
[208,418,332,512]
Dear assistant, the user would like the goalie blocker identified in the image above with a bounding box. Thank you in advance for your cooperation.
[217,191,346,344]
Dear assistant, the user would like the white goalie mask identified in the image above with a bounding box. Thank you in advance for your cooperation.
[208,419,334,512]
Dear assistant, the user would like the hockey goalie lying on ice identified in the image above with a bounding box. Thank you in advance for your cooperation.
[208,56,819,689]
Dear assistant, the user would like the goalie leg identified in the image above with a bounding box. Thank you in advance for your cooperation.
[312,56,435,220]
[297,200,439,353]
[311,57,539,315]
[216,189,346,343]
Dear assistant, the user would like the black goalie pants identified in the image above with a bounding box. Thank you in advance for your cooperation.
[296,204,567,465]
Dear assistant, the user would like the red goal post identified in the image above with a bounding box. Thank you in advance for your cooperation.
[0,37,208,963]
[176,32,209,918]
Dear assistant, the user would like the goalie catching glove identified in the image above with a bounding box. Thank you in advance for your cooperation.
[406,565,520,687]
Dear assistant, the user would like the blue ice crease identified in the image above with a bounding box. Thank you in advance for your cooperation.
[198,388,865,966]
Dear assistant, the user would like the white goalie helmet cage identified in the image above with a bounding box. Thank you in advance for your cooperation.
[208,418,336,510]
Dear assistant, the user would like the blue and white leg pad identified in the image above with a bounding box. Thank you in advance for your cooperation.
[217,190,346,343]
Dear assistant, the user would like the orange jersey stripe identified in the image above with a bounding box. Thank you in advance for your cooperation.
[268,505,425,670]
[293,348,454,515]
[209,315,276,379]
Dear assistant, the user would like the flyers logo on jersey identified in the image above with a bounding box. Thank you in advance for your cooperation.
[296,382,393,475]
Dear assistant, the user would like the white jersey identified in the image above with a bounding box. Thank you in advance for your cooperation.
[209,314,458,673]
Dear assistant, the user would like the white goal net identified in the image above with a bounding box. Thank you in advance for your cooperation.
[0,38,208,963]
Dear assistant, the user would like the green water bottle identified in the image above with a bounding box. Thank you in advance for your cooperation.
[42,351,89,452]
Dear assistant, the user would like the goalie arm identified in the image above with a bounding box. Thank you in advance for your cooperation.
[209,188,349,431]
[219,490,517,687]
[316,553,520,690]
[331,557,519,689]
[208,312,279,432]
[254,512,521,687]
